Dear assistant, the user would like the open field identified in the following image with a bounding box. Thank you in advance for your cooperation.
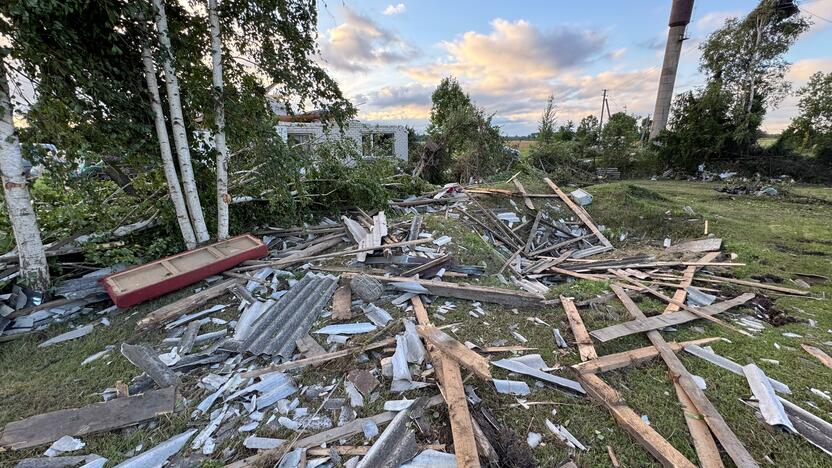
[1,179,830,466]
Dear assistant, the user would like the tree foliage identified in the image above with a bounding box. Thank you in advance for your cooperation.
[779,71,832,151]
[425,77,505,182]
[699,0,809,148]
[657,84,738,172]
[2,0,356,255]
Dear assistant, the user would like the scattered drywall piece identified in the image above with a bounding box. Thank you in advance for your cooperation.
[113,429,196,468]
[666,238,722,253]
[742,364,796,433]
[684,345,791,394]
[492,358,584,394]
[38,325,94,348]
[493,379,530,395]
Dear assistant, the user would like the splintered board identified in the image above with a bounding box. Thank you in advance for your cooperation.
[101,234,266,307]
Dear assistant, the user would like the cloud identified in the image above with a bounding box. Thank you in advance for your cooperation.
[786,58,832,82]
[438,19,606,78]
[382,3,406,16]
[355,83,433,108]
[320,7,418,72]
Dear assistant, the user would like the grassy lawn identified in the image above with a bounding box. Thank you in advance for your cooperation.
[1,179,830,467]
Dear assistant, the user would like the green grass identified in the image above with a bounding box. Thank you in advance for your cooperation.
[1,179,831,466]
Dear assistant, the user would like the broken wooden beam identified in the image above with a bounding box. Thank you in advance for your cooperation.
[579,373,696,468]
[0,387,176,450]
[543,178,613,249]
[438,350,482,468]
[590,292,755,342]
[136,278,240,330]
[572,337,720,374]
[611,284,758,468]
[418,325,492,380]
[513,179,535,210]
[561,295,597,361]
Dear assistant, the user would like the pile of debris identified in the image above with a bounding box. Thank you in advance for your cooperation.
[0,177,830,467]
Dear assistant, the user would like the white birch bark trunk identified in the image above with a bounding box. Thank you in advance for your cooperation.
[208,0,230,240]
[142,46,198,250]
[0,62,50,290]
[152,0,211,243]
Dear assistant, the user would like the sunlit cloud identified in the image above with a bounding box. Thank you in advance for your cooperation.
[320,7,418,72]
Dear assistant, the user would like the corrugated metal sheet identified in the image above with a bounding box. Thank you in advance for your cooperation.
[241,273,338,357]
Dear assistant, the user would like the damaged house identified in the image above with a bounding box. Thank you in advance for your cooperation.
[271,102,408,160]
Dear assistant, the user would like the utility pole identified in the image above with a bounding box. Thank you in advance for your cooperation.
[599,89,608,129]
[649,0,694,140]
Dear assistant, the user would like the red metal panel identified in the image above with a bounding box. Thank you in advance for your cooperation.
[100,234,267,308]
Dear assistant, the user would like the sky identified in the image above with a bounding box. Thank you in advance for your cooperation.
[314,0,832,135]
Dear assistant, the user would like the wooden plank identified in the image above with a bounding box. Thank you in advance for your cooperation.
[703,275,810,296]
[610,284,758,468]
[0,387,176,450]
[513,179,535,210]
[136,278,240,330]
[401,254,452,277]
[543,177,612,248]
[411,295,431,326]
[801,344,832,370]
[120,343,181,388]
[418,325,492,380]
[348,273,544,308]
[572,337,720,374]
[665,252,721,313]
[611,270,752,337]
[591,292,754,342]
[674,381,725,468]
[438,350,481,468]
[240,337,397,379]
[561,295,597,361]
[331,283,353,320]
[578,373,697,468]
[662,253,725,468]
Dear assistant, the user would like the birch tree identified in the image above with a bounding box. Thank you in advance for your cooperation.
[142,47,198,249]
[152,0,211,243]
[0,61,49,290]
[208,0,230,240]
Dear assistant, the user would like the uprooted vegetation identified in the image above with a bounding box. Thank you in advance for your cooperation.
[1,178,831,467]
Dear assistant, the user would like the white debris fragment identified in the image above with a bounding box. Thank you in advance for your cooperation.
[545,419,587,451]
[44,435,85,457]
[493,379,530,396]
[527,432,543,448]
[244,436,285,450]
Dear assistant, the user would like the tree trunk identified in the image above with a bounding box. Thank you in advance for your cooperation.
[746,16,764,115]
[208,0,230,240]
[0,62,50,290]
[141,46,198,250]
[152,0,211,243]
